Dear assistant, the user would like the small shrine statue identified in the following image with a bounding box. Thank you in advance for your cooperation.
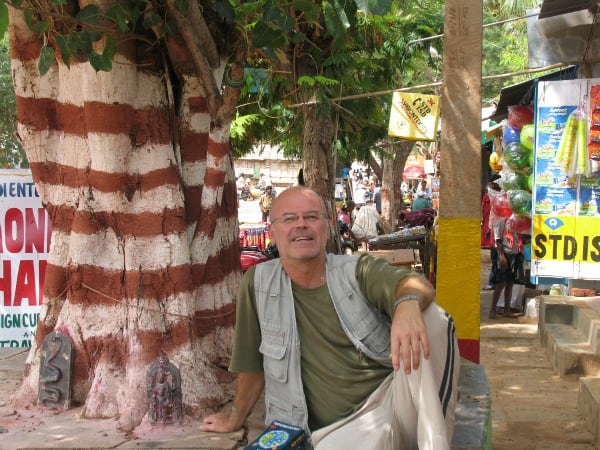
[146,354,183,425]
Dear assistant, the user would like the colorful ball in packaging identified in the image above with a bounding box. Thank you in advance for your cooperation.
[527,175,533,191]
[506,213,532,234]
[508,105,534,130]
[502,125,521,147]
[508,190,532,216]
[489,152,502,173]
[504,142,531,173]
[491,192,512,218]
[520,124,535,150]
[503,172,528,191]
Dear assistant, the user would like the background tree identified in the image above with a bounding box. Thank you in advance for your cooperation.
[233,0,445,231]
[0,35,26,167]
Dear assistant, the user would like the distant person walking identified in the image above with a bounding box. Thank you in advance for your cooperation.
[481,180,501,290]
[259,185,276,223]
[489,212,524,319]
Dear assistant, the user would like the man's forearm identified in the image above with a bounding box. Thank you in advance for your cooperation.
[230,372,265,428]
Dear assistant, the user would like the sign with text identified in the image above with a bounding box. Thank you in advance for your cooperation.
[388,92,440,141]
[0,170,50,347]
[531,79,600,280]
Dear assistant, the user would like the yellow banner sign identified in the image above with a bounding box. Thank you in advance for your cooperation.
[532,215,600,263]
[388,92,440,141]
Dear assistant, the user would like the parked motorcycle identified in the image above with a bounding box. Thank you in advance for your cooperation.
[240,244,279,272]
[239,185,253,201]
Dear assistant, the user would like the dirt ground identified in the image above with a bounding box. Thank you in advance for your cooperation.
[478,250,596,449]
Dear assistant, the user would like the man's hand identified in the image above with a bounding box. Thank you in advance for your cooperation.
[200,372,265,434]
[390,300,430,374]
[200,410,243,433]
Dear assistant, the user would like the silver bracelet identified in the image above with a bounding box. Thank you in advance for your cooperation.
[393,294,422,310]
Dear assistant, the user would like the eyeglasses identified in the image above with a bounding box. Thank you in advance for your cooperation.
[271,213,327,226]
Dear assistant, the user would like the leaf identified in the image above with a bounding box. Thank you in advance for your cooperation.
[314,75,339,86]
[251,20,286,49]
[64,33,82,56]
[32,20,51,33]
[323,1,349,40]
[175,0,189,14]
[54,35,72,66]
[102,35,117,60]
[215,0,235,24]
[89,35,116,72]
[107,4,133,33]
[263,5,295,33]
[23,8,34,29]
[38,45,55,76]
[297,75,315,87]
[0,2,8,40]
[76,4,101,25]
[292,0,320,22]
[51,0,67,5]
[75,31,94,54]
[89,53,112,72]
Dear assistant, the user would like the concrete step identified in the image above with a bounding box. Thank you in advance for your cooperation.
[542,323,600,377]
[539,297,600,377]
[539,297,600,447]
[451,359,491,450]
[578,377,600,448]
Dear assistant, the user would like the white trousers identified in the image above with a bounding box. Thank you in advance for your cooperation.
[311,304,460,450]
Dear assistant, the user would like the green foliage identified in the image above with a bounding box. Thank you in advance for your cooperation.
[0,36,27,168]
[233,0,445,166]
[3,0,235,75]
[0,2,7,38]
[482,7,530,104]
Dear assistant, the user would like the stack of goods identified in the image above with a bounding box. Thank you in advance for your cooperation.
[239,224,270,251]
[489,105,535,239]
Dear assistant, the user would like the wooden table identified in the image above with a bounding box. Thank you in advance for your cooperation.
[366,232,433,278]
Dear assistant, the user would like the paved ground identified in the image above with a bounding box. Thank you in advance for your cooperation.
[0,201,596,448]
[478,251,596,449]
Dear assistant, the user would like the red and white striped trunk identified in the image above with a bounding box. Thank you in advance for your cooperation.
[8,8,239,431]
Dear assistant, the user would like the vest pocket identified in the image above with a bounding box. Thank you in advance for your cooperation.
[265,393,302,427]
[260,325,288,383]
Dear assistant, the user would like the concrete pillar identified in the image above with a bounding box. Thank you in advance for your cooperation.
[437,0,483,363]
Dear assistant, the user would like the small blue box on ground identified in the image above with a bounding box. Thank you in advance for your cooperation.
[245,420,306,449]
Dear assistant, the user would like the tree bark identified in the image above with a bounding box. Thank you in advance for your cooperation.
[381,140,414,228]
[9,4,239,431]
[301,101,339,252]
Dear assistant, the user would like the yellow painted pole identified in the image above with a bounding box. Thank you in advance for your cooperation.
[437,0,483,362]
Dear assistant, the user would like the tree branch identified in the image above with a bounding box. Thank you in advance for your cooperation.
[166,0,222,116]
[218,44,247,126]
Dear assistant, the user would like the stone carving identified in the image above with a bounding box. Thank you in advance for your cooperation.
[146,354,183,425]
[38,331,73,409]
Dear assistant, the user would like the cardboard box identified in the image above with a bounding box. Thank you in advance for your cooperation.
[245,421,306,449]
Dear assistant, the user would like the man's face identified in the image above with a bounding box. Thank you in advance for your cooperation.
[270,189,328,262]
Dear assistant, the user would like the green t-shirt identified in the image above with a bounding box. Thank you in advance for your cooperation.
[229,254,414,430]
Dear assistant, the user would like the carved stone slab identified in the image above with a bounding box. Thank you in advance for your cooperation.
[38,331,73,410]
[146,355,183,425]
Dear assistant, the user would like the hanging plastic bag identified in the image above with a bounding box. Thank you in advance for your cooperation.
[351,206,380,241]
